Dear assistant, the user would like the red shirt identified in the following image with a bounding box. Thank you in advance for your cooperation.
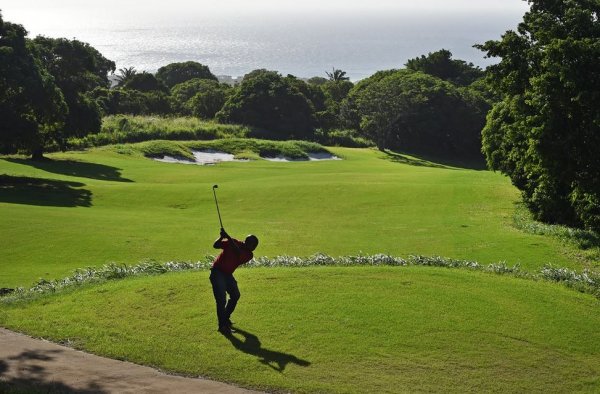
[212,239,253,275]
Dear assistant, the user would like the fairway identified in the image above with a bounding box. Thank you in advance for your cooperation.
[2,145,599,393]
[1,267,598,393]
[0,146,589,287]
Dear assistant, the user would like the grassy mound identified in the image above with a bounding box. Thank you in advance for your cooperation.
[1,266,598,393]
[127,138,331,161]
[3,254,598,302]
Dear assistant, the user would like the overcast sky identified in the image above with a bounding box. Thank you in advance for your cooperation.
[2,0,530,21]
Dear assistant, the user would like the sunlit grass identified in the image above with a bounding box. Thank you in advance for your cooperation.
[1,267,598,393]
[0,147,591,287]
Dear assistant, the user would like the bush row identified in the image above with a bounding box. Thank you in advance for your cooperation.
[66,115,250,150]
[2,254,598,303]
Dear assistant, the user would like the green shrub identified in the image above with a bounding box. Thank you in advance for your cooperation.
[315,129,375,148]
[136,140,193,160]
[3,254,598,303]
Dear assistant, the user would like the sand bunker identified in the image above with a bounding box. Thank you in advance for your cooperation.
[154,150,243,165]
[154,150,340,165]
[263,152,341,162]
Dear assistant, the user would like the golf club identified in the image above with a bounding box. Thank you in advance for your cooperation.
[212,184,224,230]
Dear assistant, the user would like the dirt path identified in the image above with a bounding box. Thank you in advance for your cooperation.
[0,328,262,393]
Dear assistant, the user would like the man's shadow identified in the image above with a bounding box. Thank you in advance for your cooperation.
[224,327,310,372]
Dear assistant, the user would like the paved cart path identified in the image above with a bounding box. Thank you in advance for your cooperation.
[0,327,261,393]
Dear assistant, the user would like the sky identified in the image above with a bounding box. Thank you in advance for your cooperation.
[2,0,530,23]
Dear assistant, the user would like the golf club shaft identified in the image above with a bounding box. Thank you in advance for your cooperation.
[212,187,224,229]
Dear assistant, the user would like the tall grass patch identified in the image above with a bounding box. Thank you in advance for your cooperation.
[67,115,250,149]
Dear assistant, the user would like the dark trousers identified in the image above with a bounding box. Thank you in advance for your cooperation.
[209,268,240,328]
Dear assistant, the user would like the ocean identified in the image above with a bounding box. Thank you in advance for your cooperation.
[2,2,529,81]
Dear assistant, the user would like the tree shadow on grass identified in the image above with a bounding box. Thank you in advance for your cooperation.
[0,349,107,393]
[5,158,133,183]
[0,175,92,207]
[224,327,311,372]
[383,150,487,170]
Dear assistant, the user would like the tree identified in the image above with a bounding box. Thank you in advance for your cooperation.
[115,66,137,86]
[477,0,600,230]
[156,61,217,90]
[90,87,150,115]
[319,79,354,129]
[90,87,171,116]
[285,75,327,113]
[0,13,67,159]
[171,78,231,118]
[121,72,169,93]
[32,36,115,142]
[405,49,484,86]
[307,76,328,86]
[343,69,487,157]
[326,67,350,82]
[216,70,316,139]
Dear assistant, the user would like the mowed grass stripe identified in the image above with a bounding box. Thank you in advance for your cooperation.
[0,146,583,287]
[1,266,598,393]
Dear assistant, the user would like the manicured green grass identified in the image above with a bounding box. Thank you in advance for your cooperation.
[0,145,593,288]
[2,143,599,393]
[1,266,598,393]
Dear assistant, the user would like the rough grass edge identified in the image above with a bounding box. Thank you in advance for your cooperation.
[1,254,599,304]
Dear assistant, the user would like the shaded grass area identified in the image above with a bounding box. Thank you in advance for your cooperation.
[1,267,598,393]
[513,203,600,266]
[3,158,132,182]
[383,149,487,171]
[0,175,91,208]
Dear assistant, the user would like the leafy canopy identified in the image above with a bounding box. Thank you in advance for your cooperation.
[216,69,316,139]
[32,36,116,141]
[0,13,67,158]
[342,69,487,158]
[156,61,217,89]
[171,78,231,118]
[405,49,484,86]
[477,0,600,230]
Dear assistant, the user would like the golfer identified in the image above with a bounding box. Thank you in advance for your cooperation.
[210,228,259,335]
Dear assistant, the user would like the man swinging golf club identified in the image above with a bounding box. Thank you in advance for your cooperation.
[210,185,259,336]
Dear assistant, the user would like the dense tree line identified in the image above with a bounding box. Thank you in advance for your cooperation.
[477,0,600,232]
[341,68,488,157]
[1,14,115,159]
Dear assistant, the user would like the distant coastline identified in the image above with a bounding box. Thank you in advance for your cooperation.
[6,9,527,81]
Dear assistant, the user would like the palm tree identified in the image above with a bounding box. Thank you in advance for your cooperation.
[325,67,349,82]
[115,66,137,86]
